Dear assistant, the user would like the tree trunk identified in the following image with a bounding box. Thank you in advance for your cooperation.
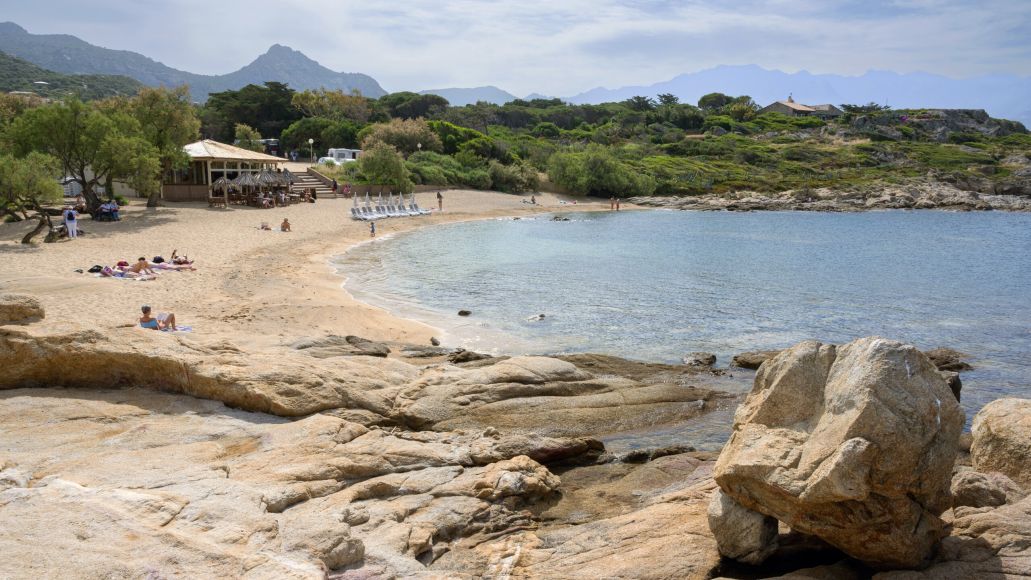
[146,189,162,208]
[22,212,51,244]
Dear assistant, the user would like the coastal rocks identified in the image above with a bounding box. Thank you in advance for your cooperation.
[878,496,1031,579]
[0,293,45,325]
[924,347,973,372]
[291,334,391,358]
[448,349,493,364]
[731,350,781,369]
[951,469,1027,508]
[458,310,472,316]
[684,352,718,367]
[0,388,582,579]
[0,326,417,418]
[971,398,1031,487]
[708,488,778,564]
[713,337,964,568]
[395,355,734,438]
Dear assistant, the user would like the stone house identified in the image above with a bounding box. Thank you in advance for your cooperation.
[760,96,843,119]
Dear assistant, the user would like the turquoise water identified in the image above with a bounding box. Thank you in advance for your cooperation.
[335,210,1031,421]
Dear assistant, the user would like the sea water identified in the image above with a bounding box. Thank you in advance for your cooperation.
[335,209,1031,425]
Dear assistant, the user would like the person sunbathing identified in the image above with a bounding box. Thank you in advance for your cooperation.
[129,257,155,275]
[102,266,154,280]
[281,218,291,232]
[139,305,176,330]
[170,249,193,265]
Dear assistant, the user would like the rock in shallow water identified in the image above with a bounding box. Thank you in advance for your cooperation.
[713,337,964,569]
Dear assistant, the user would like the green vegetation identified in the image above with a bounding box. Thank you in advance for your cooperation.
[0,51,143,101]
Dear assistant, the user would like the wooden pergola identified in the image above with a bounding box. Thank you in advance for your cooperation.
[162,139,284,202]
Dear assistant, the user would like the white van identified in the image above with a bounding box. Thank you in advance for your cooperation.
[327,148,362,163]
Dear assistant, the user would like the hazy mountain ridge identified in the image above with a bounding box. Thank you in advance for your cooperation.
[0,51,143,99]
[567,64,1031,124]
[418,86,518,106]
[0,22,385,101]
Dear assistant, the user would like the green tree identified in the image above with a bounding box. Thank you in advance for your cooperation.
[360,118,443,157]
[0,152,64,243]
[6,98,160,212]
[202,82,300,141]
[657,93,680,106]
[378,92,449,119]
[291,88,373,123]
[129,86,201,207]
[234,123,263,152]
[358,141,412,192]
[698,92,732,111]
[624,96,656,112]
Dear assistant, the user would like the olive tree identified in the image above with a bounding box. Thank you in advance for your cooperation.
[6,99,160,212]
[0,152,64,243]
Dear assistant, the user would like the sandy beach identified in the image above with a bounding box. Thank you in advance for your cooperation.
[0,191,608,351]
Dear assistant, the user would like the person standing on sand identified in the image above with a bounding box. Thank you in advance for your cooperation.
[616,198,621,211]
[370,221,376,238]
[437,191,443,211]
[610,197,615,210]
[63,207,78,239]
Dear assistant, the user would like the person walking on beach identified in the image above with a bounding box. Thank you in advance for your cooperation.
[370,221,376,238]
[616,198,621,211]
[437,191,443,211]
[63,207,78,239]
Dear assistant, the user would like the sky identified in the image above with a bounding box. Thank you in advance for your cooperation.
[4,0,1031,96]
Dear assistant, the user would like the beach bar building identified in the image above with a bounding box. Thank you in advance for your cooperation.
[162,139,284,202]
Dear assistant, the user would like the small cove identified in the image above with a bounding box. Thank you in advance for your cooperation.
[335,209,1031,441]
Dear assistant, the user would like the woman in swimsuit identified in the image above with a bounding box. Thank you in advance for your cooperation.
[139,305,177,330]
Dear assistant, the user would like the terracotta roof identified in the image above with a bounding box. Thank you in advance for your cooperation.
[183,139,283,162]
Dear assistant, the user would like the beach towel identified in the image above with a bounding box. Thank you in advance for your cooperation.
[163,325,193,333]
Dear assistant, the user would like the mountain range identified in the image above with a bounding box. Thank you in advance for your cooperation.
[0,22,384,101]
[1,21,1028,125]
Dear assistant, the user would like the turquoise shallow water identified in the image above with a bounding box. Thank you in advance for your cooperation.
[335,209,1031,424]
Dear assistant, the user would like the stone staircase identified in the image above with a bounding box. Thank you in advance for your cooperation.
[291,169,335,199]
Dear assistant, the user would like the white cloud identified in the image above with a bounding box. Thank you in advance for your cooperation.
[4,0,1029,96]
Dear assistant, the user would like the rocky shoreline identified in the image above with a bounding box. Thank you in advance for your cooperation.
[2,294,1029,579]
[629,179,1031,212]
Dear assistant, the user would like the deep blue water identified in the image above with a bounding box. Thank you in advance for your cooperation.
[336,210,1031,422]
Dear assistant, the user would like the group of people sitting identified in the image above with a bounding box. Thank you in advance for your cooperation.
[96,200,121,221]
[99,251,195,280]
[259,219,291,232]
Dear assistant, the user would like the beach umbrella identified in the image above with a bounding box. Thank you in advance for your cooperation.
[353,194,358,209]
[257,170,277,188]
[281,168,295,185]
[212,176,230,194]
[364,192,371,209]
[235,172,259,188]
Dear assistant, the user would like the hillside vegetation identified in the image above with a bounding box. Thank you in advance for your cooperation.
[0,51,142,100]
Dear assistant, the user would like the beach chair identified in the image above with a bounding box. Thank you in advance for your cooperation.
[350,207,363,220]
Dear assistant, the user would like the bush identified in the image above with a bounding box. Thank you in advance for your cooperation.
[488,160,539,193]
[547,144,656,197]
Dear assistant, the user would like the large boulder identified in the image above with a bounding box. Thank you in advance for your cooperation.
[951,469,1026,509]
[707,488,778,564]
[971,398,1031,488]
[713,337,964,569]
[0,294,45,326]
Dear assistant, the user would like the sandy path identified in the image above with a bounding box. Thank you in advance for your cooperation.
[0,191,610,352]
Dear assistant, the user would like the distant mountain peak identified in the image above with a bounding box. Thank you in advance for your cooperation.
[0,22,386,100]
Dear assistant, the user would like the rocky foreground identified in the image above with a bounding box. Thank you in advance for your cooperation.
[1,296,1030,579]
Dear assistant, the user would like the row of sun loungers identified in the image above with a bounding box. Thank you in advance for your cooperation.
[351,196,431,221]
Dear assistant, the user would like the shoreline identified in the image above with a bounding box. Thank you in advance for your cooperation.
[0,191,611,353]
